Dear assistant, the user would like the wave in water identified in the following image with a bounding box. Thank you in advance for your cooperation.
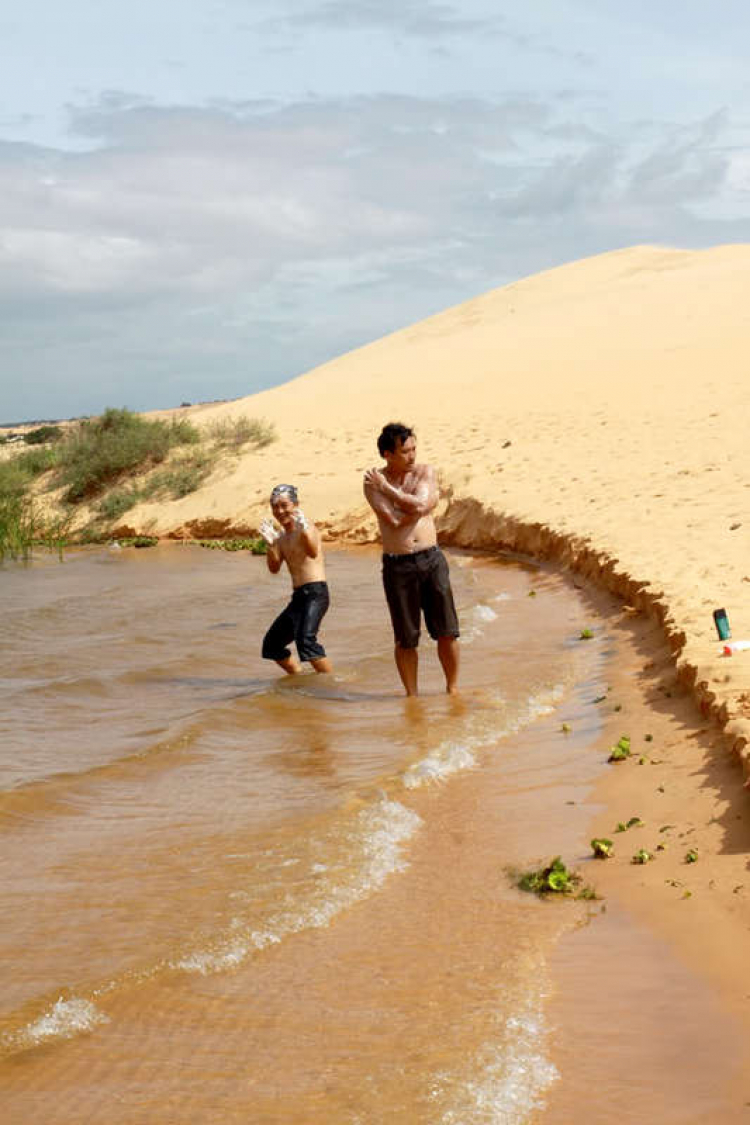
[173,796,422,974]
[402,683,565,790]
[433,960,559,1125]
[8,997,109,1053]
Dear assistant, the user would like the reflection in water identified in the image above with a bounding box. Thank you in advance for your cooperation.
[274,709,336,781]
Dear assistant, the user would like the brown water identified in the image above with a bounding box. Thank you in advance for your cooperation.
[0,545,743,1123]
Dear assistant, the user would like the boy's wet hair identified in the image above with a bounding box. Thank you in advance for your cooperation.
[377,422,414,457]
[270,483,299,505]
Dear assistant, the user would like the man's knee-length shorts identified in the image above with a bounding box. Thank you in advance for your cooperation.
[381,546,459,649]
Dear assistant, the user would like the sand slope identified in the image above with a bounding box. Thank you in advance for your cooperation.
[128,243,750,776]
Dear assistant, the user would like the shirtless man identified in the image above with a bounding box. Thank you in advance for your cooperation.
[259,484,332,676]
[363,423,459,696]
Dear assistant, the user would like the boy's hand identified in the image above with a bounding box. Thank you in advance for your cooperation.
[259,519,280,545]
[293,509,309,531]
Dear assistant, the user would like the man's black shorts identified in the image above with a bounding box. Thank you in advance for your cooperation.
[381,546,459,649]
[262,581,330,663]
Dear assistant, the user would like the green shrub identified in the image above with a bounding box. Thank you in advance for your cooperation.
[0,460,32,501]
[0,492,36,560]
[208,415,277,450]
[0,492,69,561]
[56,407,201,502]
[168,417,201,445]
[98,488,140,520]
[15,446,58,477]
[24,425,63,445]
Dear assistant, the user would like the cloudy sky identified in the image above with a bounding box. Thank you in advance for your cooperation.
[2,1,749,421]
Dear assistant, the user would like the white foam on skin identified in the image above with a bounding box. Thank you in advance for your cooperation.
[174,798,422,975]
[402,684,565,790]
[11,997,109,1051]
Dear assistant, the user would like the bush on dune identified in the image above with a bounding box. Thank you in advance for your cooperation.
[24,425,63,445]
[56,408,201,502]
[207,415,277,450]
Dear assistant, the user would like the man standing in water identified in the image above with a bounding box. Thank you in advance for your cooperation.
[259,484,333,676]
[364,423,459,696]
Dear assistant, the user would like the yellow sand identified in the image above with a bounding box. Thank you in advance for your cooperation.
[129,243,750,779]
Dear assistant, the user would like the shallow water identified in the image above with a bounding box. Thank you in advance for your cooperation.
[0,544,742,1122]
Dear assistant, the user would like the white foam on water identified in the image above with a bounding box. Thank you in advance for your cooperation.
[436,1011,558,1124]
[11,996,109,1051]
[402,741,477,788]
[474,604,498,623]
[173,798,422,975]
[460,601,502,646]
[431,970,558,1124]
[402,684,565,791]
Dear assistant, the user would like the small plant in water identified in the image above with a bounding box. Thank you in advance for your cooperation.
[685,849,699,864]
[516,856,597,900]
[198,537,267,554]
[591,838,614,859]
[117,536,158,548]
[579,628,594,640]
[615,816,643,833]
[631,848,652,865]
[608,736,631,762]
[518,856,574,894]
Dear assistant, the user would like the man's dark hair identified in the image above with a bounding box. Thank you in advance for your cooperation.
[377,422,414,457]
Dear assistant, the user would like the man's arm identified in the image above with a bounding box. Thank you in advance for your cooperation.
[363,479,415,528]
[364,465,438,517]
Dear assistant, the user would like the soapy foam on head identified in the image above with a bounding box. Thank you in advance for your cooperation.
[270,483,299,506]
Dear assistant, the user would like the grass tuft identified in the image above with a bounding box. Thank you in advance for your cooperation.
[208,415,277,450]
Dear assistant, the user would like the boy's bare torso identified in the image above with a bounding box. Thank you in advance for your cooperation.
[278,528,327,587]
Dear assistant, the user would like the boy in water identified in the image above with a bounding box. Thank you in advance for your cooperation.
[259,484,333,676]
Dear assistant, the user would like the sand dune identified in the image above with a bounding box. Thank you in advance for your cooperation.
[126,243,750,781]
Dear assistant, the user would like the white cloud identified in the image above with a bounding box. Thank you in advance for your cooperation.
[1,2,750,420]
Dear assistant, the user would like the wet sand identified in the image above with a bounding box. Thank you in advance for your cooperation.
[543,590,750,1123]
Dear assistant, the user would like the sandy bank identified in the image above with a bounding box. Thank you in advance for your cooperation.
[100,242,749,788]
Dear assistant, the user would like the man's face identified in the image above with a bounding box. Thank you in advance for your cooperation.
[271,495,296,529]
[385,436,416,473]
